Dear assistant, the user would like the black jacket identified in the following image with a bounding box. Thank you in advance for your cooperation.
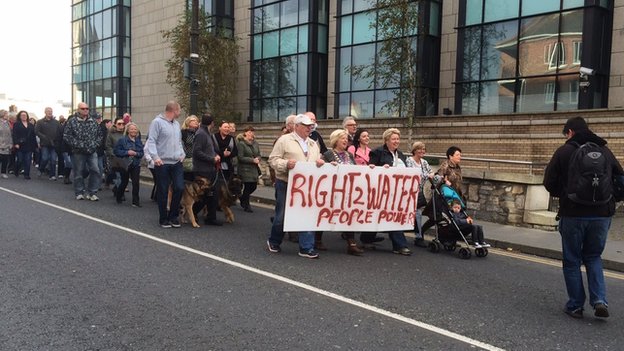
[544,130,623,217]
[369,144,407,167]
[192,125,218,177]
[12,121,37,152]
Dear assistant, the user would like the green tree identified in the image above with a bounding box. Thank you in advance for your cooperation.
[349,0,425,142]
[163,10,240,119]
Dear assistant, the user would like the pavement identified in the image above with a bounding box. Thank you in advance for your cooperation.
[248,184,624,272]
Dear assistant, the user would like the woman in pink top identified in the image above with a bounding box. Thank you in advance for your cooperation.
[347,129,370,165]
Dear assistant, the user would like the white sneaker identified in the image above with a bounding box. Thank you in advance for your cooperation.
[473,242,482,248]
[1,174,8,179]
[76,194,85,200]
[58,175,64,179]
[86,194,99,201]
[49,176,57,181]
[480,242,491,248]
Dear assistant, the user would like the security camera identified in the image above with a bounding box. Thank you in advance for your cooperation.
[580,67,595,76]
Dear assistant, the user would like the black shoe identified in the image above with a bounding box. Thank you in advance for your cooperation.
[372,236,384,243]
[160,221,172,228]
[564,307,584,319]
[204,218,223,226]
[116,197,123,204]
[170,219,181,228]
[414,238,428,248]
[267,240,281,253]
[244,207,253,213]
[132,202,142,208]
[594,303,609,318]
[24,175,31,180]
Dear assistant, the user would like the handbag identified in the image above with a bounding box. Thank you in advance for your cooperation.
[417,189,428,209]
[183,157,193,172]
[111,156,133,170]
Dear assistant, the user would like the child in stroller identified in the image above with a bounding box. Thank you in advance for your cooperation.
[449,200,490,248]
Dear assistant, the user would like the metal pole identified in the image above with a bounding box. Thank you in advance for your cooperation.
[189,0,199,115]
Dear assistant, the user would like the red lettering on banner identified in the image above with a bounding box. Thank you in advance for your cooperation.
[315,174,328,207]
[377,210,413,225]
[290,173,307,207]
[330,174,347,209]
[316,207,374,226]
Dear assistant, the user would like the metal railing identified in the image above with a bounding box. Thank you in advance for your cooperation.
[426,154,547,176]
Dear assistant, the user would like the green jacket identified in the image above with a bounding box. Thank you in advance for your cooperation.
[236,139,261,183]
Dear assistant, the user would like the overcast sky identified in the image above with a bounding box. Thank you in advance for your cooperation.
[0,0,72,103]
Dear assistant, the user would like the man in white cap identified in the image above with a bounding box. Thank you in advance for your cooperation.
[267,113,325,258]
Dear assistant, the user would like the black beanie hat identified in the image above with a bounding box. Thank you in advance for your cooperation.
[562,116,588,135]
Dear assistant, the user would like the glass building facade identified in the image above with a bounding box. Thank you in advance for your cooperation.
[188,0,235,37]
[335,0,441,119]
[250,0,329,121]
[71,0,131,119]
[456,0,613,114]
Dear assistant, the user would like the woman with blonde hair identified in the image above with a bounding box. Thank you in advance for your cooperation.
[181,115,200,181]
[113,122,144,206]
[364,128,411,256]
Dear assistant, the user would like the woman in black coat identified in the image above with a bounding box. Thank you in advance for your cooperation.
[12,110,37,179]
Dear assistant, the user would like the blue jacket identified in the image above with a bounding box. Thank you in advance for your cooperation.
[114,135,144,168]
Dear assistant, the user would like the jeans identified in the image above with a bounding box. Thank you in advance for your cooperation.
[118,164,141,204]
[154,162,184,224]
[268,180,314,251]
[414,208,424,239]
[39,146,58,177]
[71,152,101,196]
[360,231,408,250]
[559,216,611,311]
[16,150,32,177]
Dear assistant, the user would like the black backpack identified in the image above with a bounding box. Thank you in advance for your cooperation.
[567,141,613,205]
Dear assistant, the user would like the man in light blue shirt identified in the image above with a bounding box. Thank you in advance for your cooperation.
[147,101,185,228]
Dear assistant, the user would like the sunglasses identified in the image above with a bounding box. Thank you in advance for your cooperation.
[80,107,89,110]
[116,123,125,126]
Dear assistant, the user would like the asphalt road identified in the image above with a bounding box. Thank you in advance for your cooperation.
[1,176,624,350]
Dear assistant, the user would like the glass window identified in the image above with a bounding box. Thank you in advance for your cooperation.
[263,3,280,31]
[519,15,559,76]
[318,0,328,24]
[521,0,559,17]
[351,44,375,91]
[465,0,483,25]
[298,25,308,52]
[516,76,556,112]
[429,2,440,37]
[353,12,375,44]
[341,0,352,15]
[299,0,309,23]
[281,0,298,28]
[338,92,351,116]
[297,54,308,94]
[353,0,372,13]
[483,0,519,22]
[102,9,112,38]
[253,35,262,59]
[93,12,103,40]
[280,27,297,55]
[563,0,584,9]
[340,16,353,46]
[462,27,481,81]
[253,8,263,33]
[279,56,297,96]
[573,41,582,64]
[480,80,515,114]
[481,20,518,80]
[262,31,279,58]
[460,83,480,114]
[544,82,555,103]
[374,89,399,118]
[350,91,374,118]
[339,47,351,91]
[123,58,130,77]
[318,25,327,53]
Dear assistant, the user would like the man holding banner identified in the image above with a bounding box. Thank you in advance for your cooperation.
[267,114,325,258]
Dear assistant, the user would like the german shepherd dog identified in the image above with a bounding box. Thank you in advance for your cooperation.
[218,174,243,223]
[179,176,212,228]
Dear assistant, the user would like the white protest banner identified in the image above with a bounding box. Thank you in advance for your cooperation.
[283,163,421,232]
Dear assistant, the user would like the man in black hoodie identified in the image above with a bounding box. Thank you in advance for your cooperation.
[544,116,623,319]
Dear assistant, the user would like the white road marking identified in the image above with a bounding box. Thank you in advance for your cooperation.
[2,186,504,351]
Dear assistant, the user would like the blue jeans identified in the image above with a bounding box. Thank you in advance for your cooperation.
[559,216,611,311]
[154,162,184,224]
[268,180,314,251]
[16,150,32,177]
[71,152,101,196]
[39,146,58,177]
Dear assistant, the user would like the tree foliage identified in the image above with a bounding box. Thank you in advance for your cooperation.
[348,0,424,141]
[163,10,240,119]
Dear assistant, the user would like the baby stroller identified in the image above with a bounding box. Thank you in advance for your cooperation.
[423,177,488,259]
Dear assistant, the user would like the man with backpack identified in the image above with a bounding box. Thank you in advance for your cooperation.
[544,116,624,319]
